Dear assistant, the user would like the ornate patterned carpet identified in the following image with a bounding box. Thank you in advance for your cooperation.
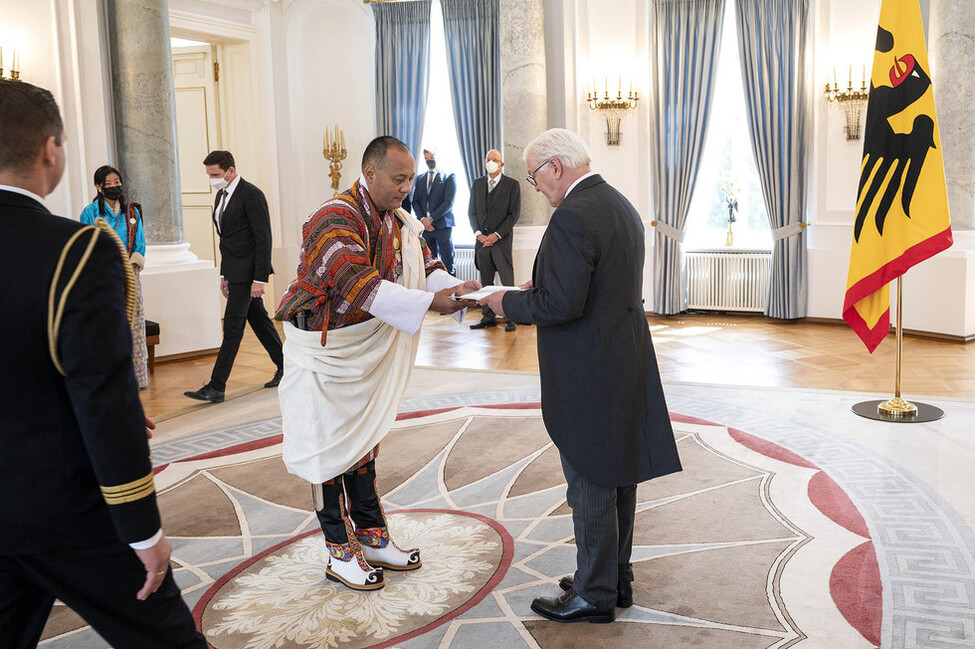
[39,380,975,649]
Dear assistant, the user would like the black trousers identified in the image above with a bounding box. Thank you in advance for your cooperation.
[422,228,454,275]
[560,454,636,609]
[316,461,386,544]
[0,543,205,649]
[210,281,283,392]
[475,243,514,321]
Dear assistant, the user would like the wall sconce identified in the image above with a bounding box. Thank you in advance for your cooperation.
[825,65,868,140]
[587,77,638,146]
[0,47,22,80]
[323,124,347,197]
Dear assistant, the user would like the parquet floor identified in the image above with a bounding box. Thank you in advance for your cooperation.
[140,311,975,420]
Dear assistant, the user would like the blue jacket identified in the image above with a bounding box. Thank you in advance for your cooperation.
[412,170,456,229]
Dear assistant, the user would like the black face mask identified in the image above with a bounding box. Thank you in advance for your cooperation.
[102,186,123,201]
[426,160,437,170]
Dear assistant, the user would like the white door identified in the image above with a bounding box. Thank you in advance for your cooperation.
[172,45,220,267]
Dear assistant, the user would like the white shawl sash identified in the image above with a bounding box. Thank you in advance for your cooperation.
[279,207,425,483]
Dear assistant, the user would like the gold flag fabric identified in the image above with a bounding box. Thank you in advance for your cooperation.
[843,0,952,352]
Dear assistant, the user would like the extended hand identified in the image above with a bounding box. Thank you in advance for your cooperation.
[220,278,230,298]
[145,415,156,440]
[480,289,506,317]
[452,279,482,297]
[250,282,265,298]
[519,280,533,290]
[134,536,172,600]
[429,286,477,314]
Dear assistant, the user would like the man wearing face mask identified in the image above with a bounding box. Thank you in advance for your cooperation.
[184,150,284,403]
[411,148,456,274]
[468,149,521,331]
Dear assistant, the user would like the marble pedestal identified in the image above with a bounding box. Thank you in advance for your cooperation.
[141,244,222,358]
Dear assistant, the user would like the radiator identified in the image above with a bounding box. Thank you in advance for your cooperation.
[453,246,478,282]
[685,251,771,312]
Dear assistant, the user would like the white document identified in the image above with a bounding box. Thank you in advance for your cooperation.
[452,285,524,301]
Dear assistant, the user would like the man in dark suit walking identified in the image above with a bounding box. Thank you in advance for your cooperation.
[481,128,682,624]
[468,149,521,331]
[185,150,283,403]
[412,148,456,274]
[0,79,205,648]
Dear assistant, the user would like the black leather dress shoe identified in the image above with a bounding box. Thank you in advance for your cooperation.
[504,321,516,332]
[531,589,615,623]
[264,368,283,388]
[470,319,497,329]
[558,575,633,608]
[183,384,225,403]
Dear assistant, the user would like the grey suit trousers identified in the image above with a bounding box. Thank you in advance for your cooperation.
[560,454,636,609]
[475,243,514,320]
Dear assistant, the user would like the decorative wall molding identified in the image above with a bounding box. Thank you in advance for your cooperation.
[193,0,279,13]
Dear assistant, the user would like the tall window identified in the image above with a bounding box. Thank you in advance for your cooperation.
[420,0,473,246]
[683,1,771,252]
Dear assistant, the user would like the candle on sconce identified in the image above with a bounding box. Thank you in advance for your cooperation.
[340,128,345,150]
[832,66,837,90]
[862,64,867,88]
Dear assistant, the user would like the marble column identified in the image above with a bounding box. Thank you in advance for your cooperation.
[929,0,975,230]
[500,0,549,227]
[106,0,184,244]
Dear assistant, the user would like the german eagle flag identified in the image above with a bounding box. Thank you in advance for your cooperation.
[843,0,952,352]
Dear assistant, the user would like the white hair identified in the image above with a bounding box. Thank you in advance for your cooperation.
[523,128,591,170]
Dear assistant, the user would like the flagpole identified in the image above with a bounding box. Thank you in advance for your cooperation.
[877,277,917,417]
[851,275,943,423]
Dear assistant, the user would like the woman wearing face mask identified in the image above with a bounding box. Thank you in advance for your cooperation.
[79,165,150,389]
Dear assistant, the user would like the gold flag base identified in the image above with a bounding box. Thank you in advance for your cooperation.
[878,396,917,417]
[851,399,944,423]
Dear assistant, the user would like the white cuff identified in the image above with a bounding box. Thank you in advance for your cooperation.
[129,528,163,550]
[426,269,466,324]
[369,280,435,335]
[129,252,146,271]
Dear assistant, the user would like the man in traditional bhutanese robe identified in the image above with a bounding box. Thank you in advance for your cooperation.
[275,136,479,590]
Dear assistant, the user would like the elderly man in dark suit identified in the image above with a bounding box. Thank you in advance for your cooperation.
[481,128,682,624]
[468,148,521,331]
[185,149,284,403]
[412,148,457,274]
[0,79,205,648]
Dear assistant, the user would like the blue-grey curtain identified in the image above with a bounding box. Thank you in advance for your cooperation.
[735,0,810,319]
[374,1,432,159]
[441,0,502,188]
[649,0,726,315]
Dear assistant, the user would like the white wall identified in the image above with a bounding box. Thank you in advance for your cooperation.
[2,0,114,220]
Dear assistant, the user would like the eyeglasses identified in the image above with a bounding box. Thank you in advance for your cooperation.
[526,159,551,186]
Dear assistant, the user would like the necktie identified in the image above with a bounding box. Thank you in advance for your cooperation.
[488,178,496,194]
[427,171,434,192]
[215,191,228,233]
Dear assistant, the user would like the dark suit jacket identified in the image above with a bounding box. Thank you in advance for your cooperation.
[468,173,520,262]
[213,177,274,283]
[501,175,682,487]
[0,189,160,554]
[412,170,456,229]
